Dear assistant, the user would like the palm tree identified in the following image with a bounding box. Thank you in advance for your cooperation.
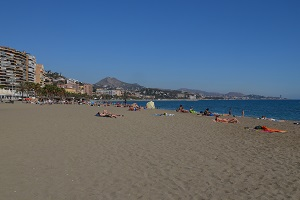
[17,81,26,99]
[48,85,56,100]
[53,86,62,100]
[40,84,65,100]
[23,82,32,97]
[33,83,41,98]
[41,84,53,99]
[25,82,37,97]
[57,87,66,100]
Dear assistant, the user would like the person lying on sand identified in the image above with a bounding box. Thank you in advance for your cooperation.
[115,103,123,107]
[258,116,285,122]
[128,103,143,111]
[155,113,175,116]
[214,115,239,123]
[254,126,287,133]
[96,110,124,118]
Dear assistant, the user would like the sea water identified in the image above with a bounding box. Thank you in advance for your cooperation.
[125,100,300,121]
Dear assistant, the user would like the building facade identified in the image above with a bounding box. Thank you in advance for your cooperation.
[95,88,122,97]
[35,64,45,86]
[83,84,93,96]
[57,82,79,93]
[0,46,37,90]
[26,54,36,83]
[0,46,27,89]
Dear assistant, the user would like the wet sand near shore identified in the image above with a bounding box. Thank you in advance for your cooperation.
[1,102,299,199]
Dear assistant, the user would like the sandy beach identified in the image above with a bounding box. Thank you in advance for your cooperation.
[0,102,299,200]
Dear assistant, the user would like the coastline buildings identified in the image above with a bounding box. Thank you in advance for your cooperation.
[35,64,45,86]
[0,46,28,89]
[57,82,79,93]
[58,79,93,96]
[83,84,93,96]
[95,88,122,97]
[26,54,36,83]
[0,46,45,87]
[0,46,46,99]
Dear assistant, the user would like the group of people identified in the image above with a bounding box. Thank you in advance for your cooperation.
[95,102,144,118]
[95,101,151,119]
[96,103,238,123]
[176,105,239,123]
[176,105,200,114]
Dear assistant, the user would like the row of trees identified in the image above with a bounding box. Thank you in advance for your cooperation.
[18,82,67,99]
[15,82,94,102]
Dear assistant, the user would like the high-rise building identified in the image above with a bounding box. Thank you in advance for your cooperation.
[35,64,45,86]
[0,46,26,89]
[26,54,36,83]
[83,84,93,96]
[0,46,37,89]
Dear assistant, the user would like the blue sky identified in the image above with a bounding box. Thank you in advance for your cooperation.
[1,0,299,98]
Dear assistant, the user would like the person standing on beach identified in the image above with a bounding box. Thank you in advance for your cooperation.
[242,110,244,117]
[229,108,232,115]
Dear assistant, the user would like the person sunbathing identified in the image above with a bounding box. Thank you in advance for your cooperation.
[258,116,284,122]
[128,103,143,111]
[189,106,197,113]
[115,103,123,107]
[215,115,238,123]
[129,105,139,111]
[156,113,175,116]
[176,105,189,113]
[96,110,123,118]
[203,108,212,116]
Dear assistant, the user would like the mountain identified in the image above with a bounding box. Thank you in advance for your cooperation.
[178,88,224,97]
[94,77,144,90]
[93,78,250,98]
[225,92,245,97]
[179,88,245,97]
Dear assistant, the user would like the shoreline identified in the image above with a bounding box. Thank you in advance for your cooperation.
[92,99,300,121]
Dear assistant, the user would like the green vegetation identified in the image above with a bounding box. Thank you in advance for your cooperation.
[17,82,66,100]
[45,70,65,80]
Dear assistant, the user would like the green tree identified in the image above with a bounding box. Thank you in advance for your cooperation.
[17,82,26,99]
[33,83,41,97]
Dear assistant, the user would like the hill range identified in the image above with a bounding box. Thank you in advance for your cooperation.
[94,77,144,91]
[93,77,246,97]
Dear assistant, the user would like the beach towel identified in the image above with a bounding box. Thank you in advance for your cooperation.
[261,126,287,133]
[262,126,286,133]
